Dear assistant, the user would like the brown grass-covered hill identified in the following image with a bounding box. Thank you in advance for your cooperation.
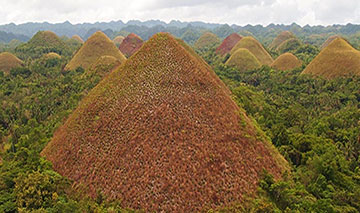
[269,31,296,50]
[0,52,23,74]
[113,36,125,47]
[87,55,122,79]
[320,35,341,50]
[230,36,273,65]
[302,38,360,79]
[71,35,84,44]
[42,33,288,212]
[276,38,302,54]
[15,31,67,59]
[216,33,243,56]
[118,33,144,57]
[271,53,302,71]
[225,48,261,72]
[194,32,221,50]
[65,31,126,71]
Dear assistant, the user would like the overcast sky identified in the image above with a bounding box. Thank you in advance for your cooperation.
[1,0,360,26]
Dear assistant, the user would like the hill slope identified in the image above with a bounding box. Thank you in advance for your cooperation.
[194,32,221,50]
[269,31,296,50]
[225,48,261,72]
[0,52,23,74]
[71,35,84,43]
[42,33,287,212]
[113,36,125,47]
[320,35,340,50]
[271,53,302,71]
[118,33,143,57]
[216,33,243,56]
[65,31,126,71]
[302,38,360,79]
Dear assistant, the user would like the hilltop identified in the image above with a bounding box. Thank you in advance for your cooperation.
[71,35,84,43]
[230,36,273,65]
[113,36,125,47]
[87,55,121,79]
[42,32,287,212]
[320,35,340,50]
[302,38,360,79]
[118,33,143,57]
[194,32,221,50]
[271,53,302,71]
[65,31,126,71]
[269,31,296,50]
[0,52,23,74]
[216,33,243,56]
[225,48,261,72]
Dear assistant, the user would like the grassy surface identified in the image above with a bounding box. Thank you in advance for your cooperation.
[65,31,126,71]
[230,36,273,65]
[271,53,302,71]
[216,33,242,56]
[225,48,261,72]
[118,33,143,57]
[269,31,296,50]
[194,32,221,50]
[71,35,84,43]
[0,52,23,74]
[113,36,125,47]
[276,38,302,54]
[320,35,340,50]
[42,32,287,212]
[302,38,360,79]
[44,52,61,59]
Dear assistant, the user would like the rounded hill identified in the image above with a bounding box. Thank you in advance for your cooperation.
[113,36,125,47]
[269,31,296,50]
[320,35,341,50]
[230,36,273,65]
[225,48,261,72]
[71,35,84,43]
[194,32,221,50]
[42,33,287,212]
[302,38,360,79]
[0,52,23,74]
[118,33,143,57]
[65,31,126,71]
[216,33,243,56]
[87,55,121,79]
[271,53,302,71]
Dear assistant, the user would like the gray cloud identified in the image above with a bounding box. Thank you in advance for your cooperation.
[0,0,360,26]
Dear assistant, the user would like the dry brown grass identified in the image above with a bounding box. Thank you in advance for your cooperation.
[194,32,221,50]
[320,35,341,50]
[271,53,302,71]
[230,36,273,65]
[216,33,243,56]
[42,32,287,212]
[113,36,125,46]
[44,52,61,59]
[225,48,261,72]
[0,52,23,74]
[269,31,296,50]
[65,31,126,71]
[302,38,360,79]
[118,33,143,57]
[71,35,84,44]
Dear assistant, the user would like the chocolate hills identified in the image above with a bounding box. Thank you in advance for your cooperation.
[118,33,143,57]
[42,33,287,212]
[276,37,302,54]
[269,31,296,50]
[302,38,360,79]
[65,31,126,71]
[230,36,273,65]
[271,53,302,71]
[71,35,84,43]
[87,55,121,79]
[225,48,261,72]
[0,52,23,74]
[194,32,221,50]
[320,35,341,50]
[216,33,243,56]
[113,35,125,47]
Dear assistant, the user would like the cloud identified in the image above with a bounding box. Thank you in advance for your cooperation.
[0,0,360,26]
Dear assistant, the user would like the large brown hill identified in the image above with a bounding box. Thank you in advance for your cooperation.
[271,53,302,71]
[65,31,126,71]
[0,52,23,74]
[42,33,287,212]
[231,36,273,65]
[225,48,261,72]
[302,38,360,79]
[269,31,296,50]
[118,33,144,57]
[216,33,243,56]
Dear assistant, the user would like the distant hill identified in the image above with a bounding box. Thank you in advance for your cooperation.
[302,38,360,79]
[42,32,288,212]
[216,33,243,56]
[269,31,296,50]
[0,30,29,43]
[0,52,23,74]
[271,53,302,71]
[118,33,143,57]
[194,32,221,50]
[225,48,261,72]
[65,31,126,70]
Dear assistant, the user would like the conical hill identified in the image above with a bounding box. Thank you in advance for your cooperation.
[271,53,302,71]
[194,32,221,50]
[0,52,23,74]
[113,35,125,47]
[302,38,360,79]
[118,33,143,57]
[320,35,341,50]
[269,31,296,50]
[42,33,287,212]
[225,48,261,72]
[65,31,126,71]
[216,33,243,56]
[230,36,273,65]
[71,35,84,43]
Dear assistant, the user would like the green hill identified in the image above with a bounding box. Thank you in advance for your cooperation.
[194,32,221,50]
[225,48,261,72]
[271,53,302,71]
